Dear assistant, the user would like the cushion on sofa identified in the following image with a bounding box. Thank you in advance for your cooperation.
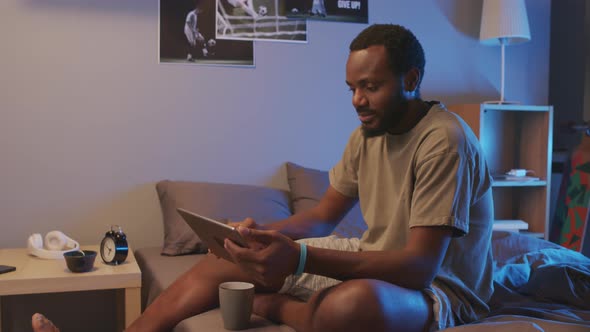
[285,162,367,238]
[135,247,204,309]
[157,181,292,256]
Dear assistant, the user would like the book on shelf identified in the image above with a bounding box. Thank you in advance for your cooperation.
[492,219,529,232]
[492,174,540,182]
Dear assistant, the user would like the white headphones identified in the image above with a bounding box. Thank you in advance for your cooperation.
[27,231,80,259]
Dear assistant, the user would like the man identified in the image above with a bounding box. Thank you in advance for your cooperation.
[185,0,209,61]
[33,24,494,332]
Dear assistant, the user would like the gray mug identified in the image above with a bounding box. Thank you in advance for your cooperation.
[219,281,255,330]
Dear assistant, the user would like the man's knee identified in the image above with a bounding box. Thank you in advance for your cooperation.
[308,279,432,332]
[309,279,387,332]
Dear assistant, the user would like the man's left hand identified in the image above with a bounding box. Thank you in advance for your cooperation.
[224,227,300,289]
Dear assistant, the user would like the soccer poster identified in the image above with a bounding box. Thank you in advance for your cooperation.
[216,0,307,43]
[159,0,254,66]
[286,0,368,23]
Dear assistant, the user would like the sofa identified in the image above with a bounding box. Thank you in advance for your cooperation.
[135,162,590,332]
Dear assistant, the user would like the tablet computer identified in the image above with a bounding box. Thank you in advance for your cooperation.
[176,208,248,262]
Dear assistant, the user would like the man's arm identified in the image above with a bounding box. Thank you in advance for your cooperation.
[261,185,358,240]
[305,226,453,289]
[227,225,452,290]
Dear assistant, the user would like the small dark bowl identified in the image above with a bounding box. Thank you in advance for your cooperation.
[64,250,97,273]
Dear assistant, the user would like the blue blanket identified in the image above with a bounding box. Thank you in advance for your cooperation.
[490,232,590,325]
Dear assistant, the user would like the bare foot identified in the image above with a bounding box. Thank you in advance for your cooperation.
[31,313,60,332]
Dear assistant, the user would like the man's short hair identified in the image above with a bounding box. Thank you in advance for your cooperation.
[349,24,426,90]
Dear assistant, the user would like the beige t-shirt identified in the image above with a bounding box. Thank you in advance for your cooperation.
[329,103,494,323]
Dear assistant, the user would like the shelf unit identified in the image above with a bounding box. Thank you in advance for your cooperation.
[448,104,554,239]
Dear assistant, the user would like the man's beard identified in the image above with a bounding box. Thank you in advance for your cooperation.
[361,94,408,138]
[361,111,395,137]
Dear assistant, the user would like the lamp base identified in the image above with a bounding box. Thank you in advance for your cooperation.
[482,100,521,105]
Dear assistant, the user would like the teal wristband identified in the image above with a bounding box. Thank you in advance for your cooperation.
[294,243,307,276]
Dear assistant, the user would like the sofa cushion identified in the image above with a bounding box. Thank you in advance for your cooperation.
[135,247,204,309]
[157,181,292,256]
[285,162,367,238]
[135,247,294,332]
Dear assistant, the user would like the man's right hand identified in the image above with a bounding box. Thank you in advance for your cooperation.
[225,227,299,289]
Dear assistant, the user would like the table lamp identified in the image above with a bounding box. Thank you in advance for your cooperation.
[480,0,531,104]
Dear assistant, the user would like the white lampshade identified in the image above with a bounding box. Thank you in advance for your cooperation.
[480,0,531,104]
[480,0,531,46]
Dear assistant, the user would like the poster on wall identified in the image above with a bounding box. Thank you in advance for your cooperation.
[160,0,254,66]
[286,0,368,23]
[216,0,307,43]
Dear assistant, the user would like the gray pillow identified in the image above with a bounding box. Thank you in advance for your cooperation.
[156,180,292,256]
[286,162,367,238]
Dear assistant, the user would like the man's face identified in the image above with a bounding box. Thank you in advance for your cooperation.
[345,45,407,137]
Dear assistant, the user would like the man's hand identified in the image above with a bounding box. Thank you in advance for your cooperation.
[227,217,258,230]
[224,227,300,289]
[208,218,260,258]
[228,218,266,250]
[196,32,205,44]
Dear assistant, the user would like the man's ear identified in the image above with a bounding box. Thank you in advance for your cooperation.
[403,68,421,93]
